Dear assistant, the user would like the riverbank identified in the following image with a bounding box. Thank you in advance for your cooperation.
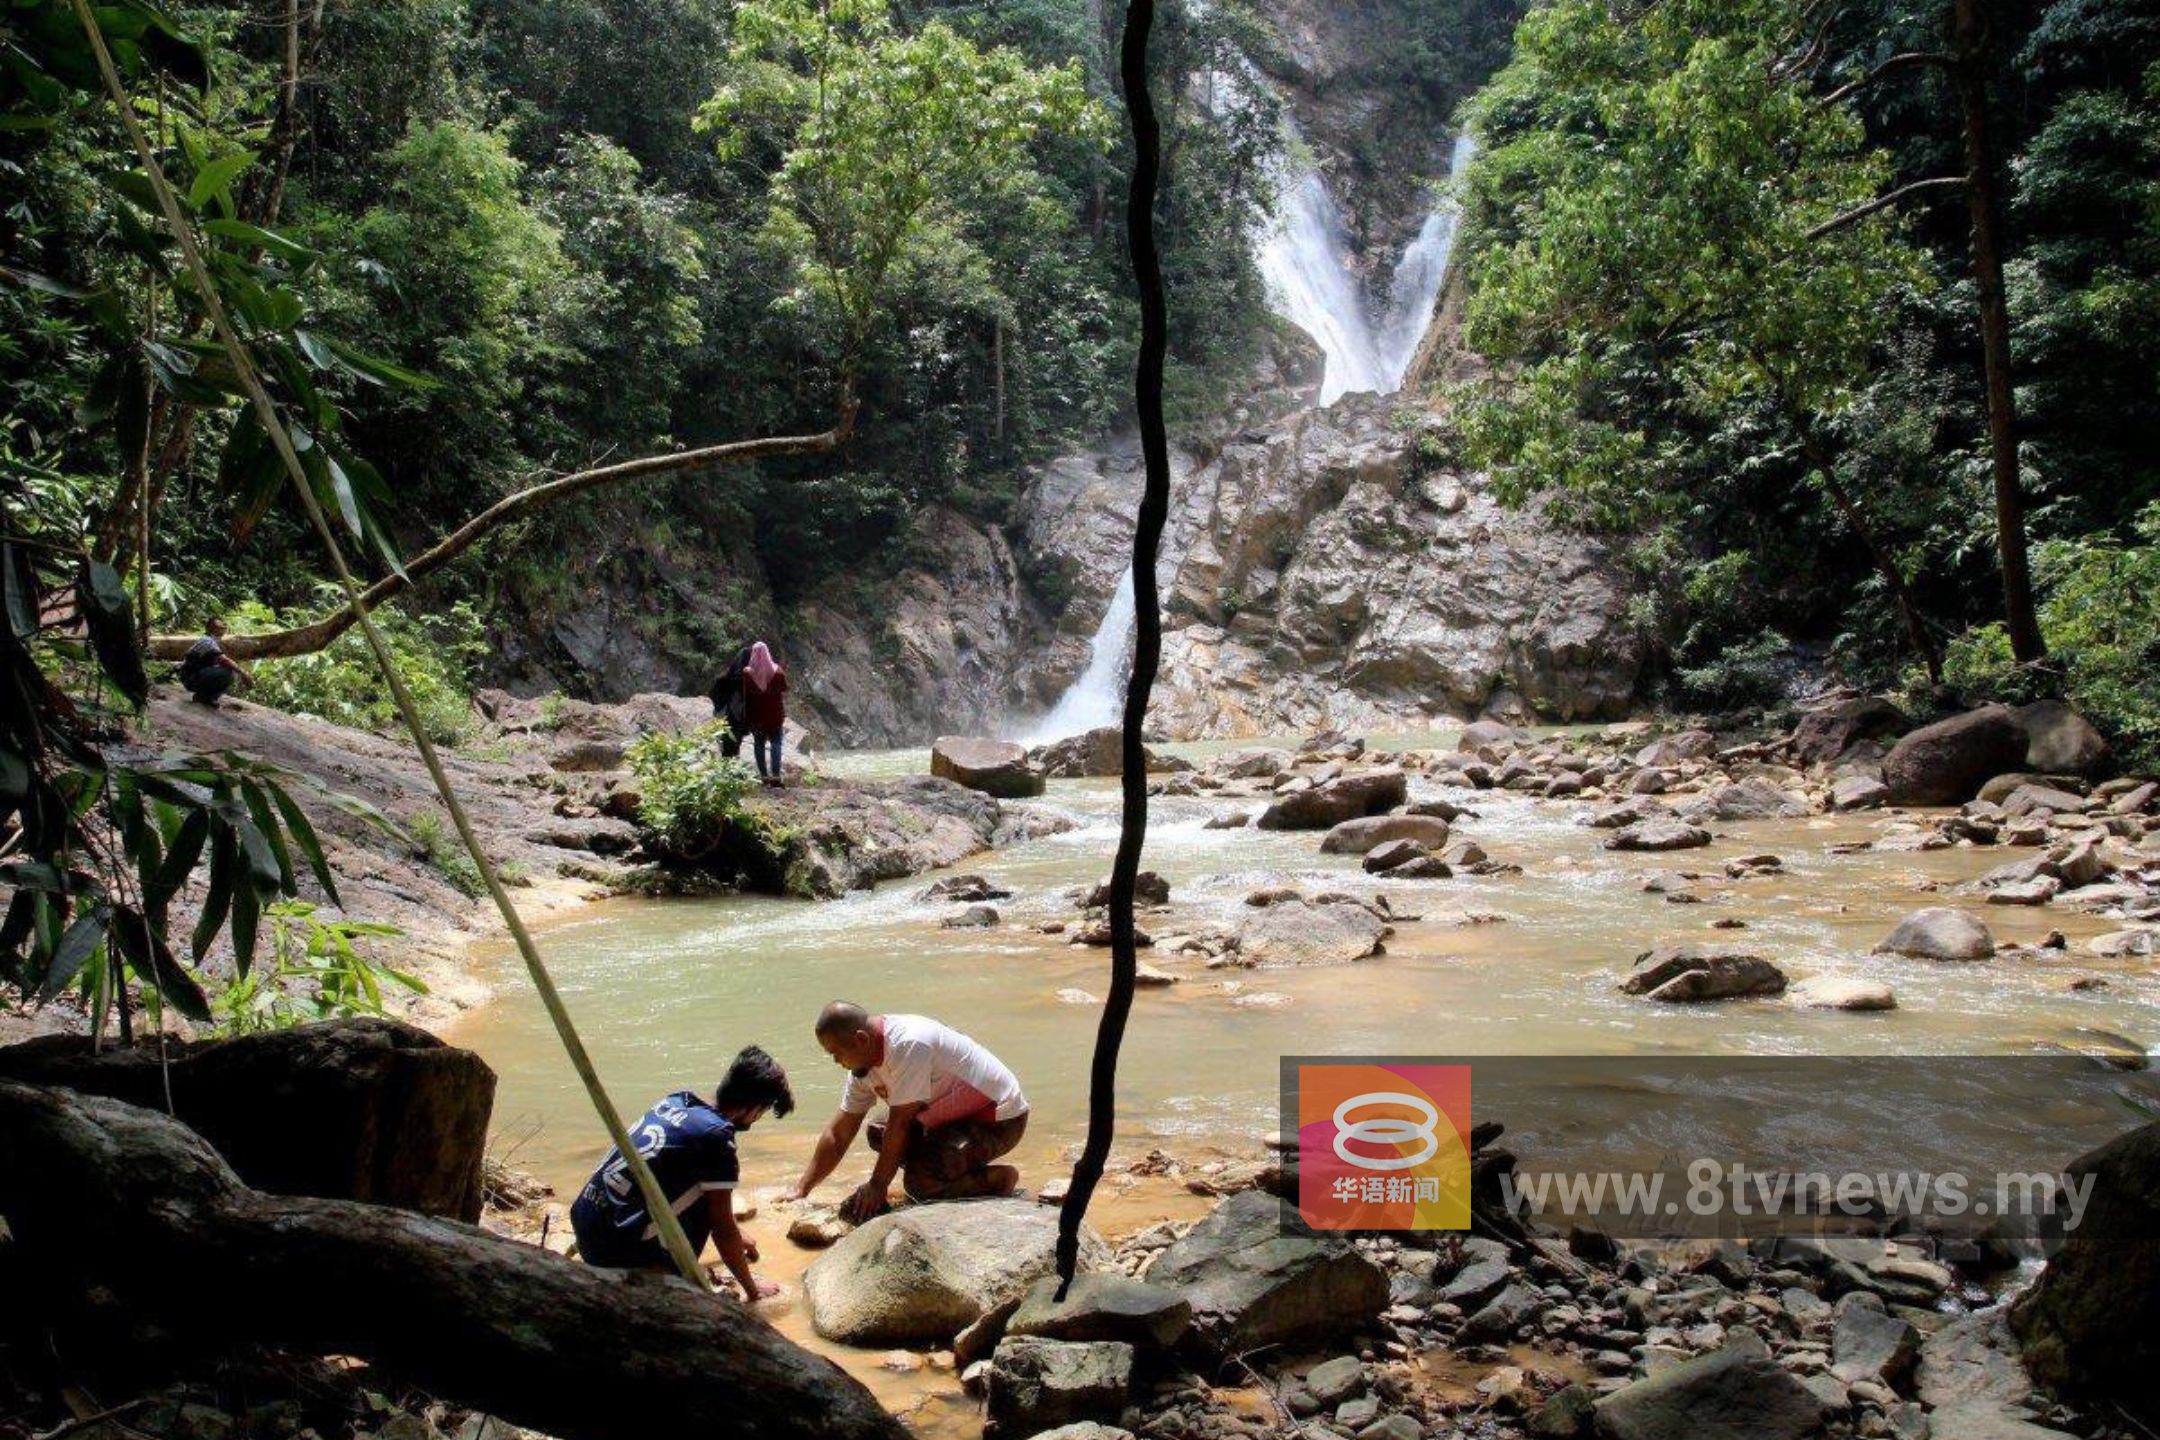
[23,689,1051,1037]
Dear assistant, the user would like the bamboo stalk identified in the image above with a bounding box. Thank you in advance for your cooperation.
[66,0,713,1291]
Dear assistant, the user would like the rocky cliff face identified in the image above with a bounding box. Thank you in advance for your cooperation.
[1011,395,1644,740]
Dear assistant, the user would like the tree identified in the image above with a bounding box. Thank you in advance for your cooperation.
[1455,0,1945,677]
[140,0,1105,662]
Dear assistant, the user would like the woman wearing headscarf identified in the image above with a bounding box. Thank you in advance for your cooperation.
[743,641,789,786]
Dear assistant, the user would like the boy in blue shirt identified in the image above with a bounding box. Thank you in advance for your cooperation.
[569,1045,793,1300]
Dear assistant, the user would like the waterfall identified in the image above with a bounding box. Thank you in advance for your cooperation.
[1256,169,1391,405]
[1020,569,1136,743]
[1018,110,1478,740]
[1262,129,1478,405]
[1374,131,1478,387]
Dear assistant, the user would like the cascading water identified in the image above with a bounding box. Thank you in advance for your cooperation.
[1021,569,1136,743]
[1019,97,1476,740]
[1255,169,1391,405]
[1374,131,1478,387]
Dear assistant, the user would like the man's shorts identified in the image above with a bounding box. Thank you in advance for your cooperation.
[867,1110,1030,1195]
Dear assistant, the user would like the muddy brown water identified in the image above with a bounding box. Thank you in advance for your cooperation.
[449,731,2160,1429]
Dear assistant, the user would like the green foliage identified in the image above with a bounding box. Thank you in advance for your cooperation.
[236,592,485,744]
[625,723,763,854]
[212,900,423,1034]
[405,810,484,897]
[700,0,1108,365]
[1945,504,2160,767]
[1675,630,1789,713]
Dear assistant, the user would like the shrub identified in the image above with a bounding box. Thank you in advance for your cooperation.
[626,723,763,855]
[1674,629,1789,713]
[212,901,425,1035]
[234,592,486,744]
[1946,504,2160,769]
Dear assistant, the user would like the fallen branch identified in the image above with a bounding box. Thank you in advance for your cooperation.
[149,413,854,662]
[0,1081,908,1440]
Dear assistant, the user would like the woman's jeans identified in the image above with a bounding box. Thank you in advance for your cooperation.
[754,729,784,778]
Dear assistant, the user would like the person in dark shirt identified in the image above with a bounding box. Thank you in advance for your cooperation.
[179,617,252,707]
[569,1045,794,1299]
[708,644,753,759]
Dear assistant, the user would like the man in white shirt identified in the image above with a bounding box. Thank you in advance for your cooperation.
[785,1001,1029,1221]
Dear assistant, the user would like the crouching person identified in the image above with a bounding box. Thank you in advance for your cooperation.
[786,1002,1029,1223]
[569,1045,793,1300]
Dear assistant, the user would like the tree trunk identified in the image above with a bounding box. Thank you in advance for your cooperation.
[0,1017,495,1222]
[1809,449,1943,681]
[148,413,854,662]
[0,1080,909,1440]
[1951,0,2046,663]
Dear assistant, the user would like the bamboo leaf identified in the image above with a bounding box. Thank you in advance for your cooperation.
[265,779,340,906]
[40,905,109,1000]
[112,906,210,1022]
[191,825,235,961]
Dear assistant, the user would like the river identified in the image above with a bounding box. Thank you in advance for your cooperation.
[454,731,2158,1198]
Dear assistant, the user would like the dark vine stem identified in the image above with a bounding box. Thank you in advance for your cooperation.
[1055,0,1170,1297]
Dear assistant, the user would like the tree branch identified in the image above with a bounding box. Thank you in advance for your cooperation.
[1816,50,1953,109]
[149,411,856,661]
[1804,174,1968,240]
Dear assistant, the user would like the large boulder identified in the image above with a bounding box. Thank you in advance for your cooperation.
[1593,1335,1827,1440]
[1634,729,1717,768]
[1791,697,1907,765]
[804,1198,1107,1345]
[1032,727,1188,780]
[1232,899,1387,967]
[1148,1192,1387,1362]
[1460,719,1530,752]
[985,1337,1133,1439]
[932,737,1047,799]
[1255,770,1409,830]
[1832,1292,1919,1386]
[2015,701,2109,777]
[1691,779,1809,822]
[1620,947,1789,1003]
[1318,814,1452,855]
[0,1018,494,1221]
[2009,1121,2160,1401]
[1874,908,1995,962]
[1881,706,2028,806]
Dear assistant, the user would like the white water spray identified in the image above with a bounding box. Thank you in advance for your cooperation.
[1021,569,1136,743]
[1021,99,1477,740]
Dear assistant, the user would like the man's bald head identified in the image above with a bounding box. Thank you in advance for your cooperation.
[815,1000,871,1039]
[815,1001,880,1070]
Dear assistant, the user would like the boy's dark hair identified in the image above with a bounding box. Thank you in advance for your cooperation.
[717,1044,794,1119]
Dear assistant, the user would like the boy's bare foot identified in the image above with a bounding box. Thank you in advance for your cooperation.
[983,1164,1020,1197]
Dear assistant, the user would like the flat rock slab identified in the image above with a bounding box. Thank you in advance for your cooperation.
[1007,1274,1192,1352]
[1147,1191,1387,1361]
[1592,1336,1827,1440]
[1232,899,1387,968]
[1605,820,1713,853]
[1790,976,1896,1012]
[932,736,1047,799]
[805,1199,1107,1346]
[1319,814,1452,855]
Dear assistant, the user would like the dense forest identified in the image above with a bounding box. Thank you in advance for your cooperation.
[1450,0,2160,759]
[4,0,2158,1020]
[3,0,1507,727]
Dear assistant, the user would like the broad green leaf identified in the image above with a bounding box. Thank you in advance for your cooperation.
[112,906,210,1022]
[186,151,254,211]
[266,779,340,906]
[237,779,296,895]
[41,905,109,1000]
[191,824,235,961]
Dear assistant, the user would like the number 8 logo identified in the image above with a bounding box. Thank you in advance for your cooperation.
[1332,1091,1441,1171]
